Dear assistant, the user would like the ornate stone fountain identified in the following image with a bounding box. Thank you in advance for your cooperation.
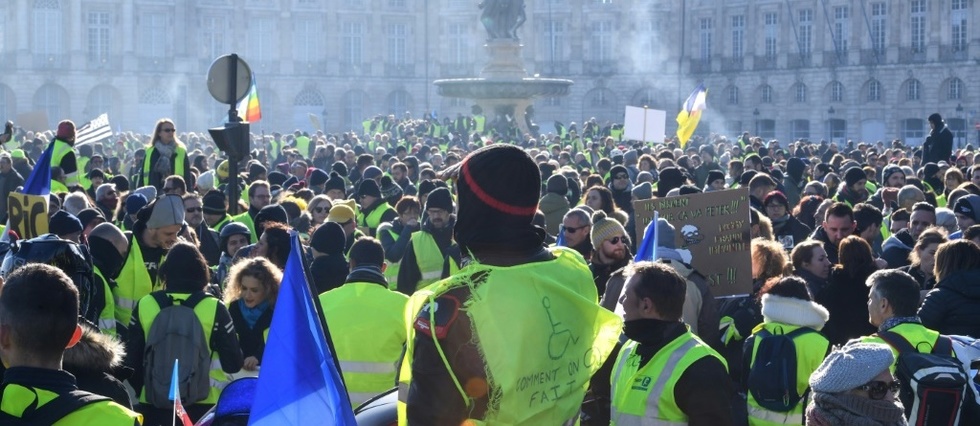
[434,0,573,136]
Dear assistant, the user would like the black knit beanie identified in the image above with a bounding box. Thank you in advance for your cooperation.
[309,221,346,256]
[325,172,346,193]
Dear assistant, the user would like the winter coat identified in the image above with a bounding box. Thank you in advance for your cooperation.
[63,325,134,409]
[919,268,980,338]
[881,229,915,269]
[923,125,954,165]
[538,192,570,236]
[819,267,878,346]
[771,215,812,251]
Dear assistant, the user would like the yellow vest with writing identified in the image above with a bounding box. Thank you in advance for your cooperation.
[319,282,408,406]
[397,247,622,425]
[610,331,727,426]
[136,292,227,404]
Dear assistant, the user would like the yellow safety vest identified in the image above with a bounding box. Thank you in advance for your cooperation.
[141,144,186,187]
[319,282,408,406]
[0,382,142,425]
[51,180,69,194]
[745,322,829,426]
[295,136,311,159]
[50,139,78,187]
[136,292,227,404]
[397,247,622,425]
[610,330,727,426]
[473,115,486,134]
[410,230,458,291]
[231,211,258,244]
[93,267,117,337]
[213,214,232,231]
[77,156,91,190]
[858,322,942,371]
[113,234,164,327]
[269,139,281,162]
[378,225,401,290]
[356,203,393,237]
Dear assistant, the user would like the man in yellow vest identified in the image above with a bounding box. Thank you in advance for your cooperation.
[89,222,130,337]
[202,189,232,231]
[856,269,949,364]
[319,237,408,406]
[355,179,396,237]
[398,145,622,425]
[0,263,143,425]
[396,187,460,294]
[113,195,185,329]
[609,261,734,425]
[231,181,271,244]
[294,130,312,159]
[50,120,81,187]
[378,196,421,290]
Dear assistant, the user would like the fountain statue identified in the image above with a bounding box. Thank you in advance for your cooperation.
[434,0,572,136]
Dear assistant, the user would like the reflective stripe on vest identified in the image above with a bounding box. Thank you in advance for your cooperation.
[94,267,116,336]
[380,227,401,290]
[611,332,725,426]
[340,360,397,374]
[142,144,187,187]
[747,403,803,425]
[137,292,225,404]
[113,236,162,327]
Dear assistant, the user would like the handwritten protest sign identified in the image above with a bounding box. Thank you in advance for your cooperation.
[8,193,48,239]
[633,188,752,297]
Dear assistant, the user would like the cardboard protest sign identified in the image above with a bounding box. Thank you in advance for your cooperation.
[623,106,666,143]
[16,111,50,132]
[633,188,752,297]
[7,193,48,239]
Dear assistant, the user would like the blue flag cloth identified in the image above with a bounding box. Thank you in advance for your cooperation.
[555,225,567,247]
[633,211,659,262]
[22,140,53,196]
[249,232,355,426]
[169,359,179,401]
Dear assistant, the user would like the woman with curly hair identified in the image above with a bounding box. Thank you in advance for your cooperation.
[223,257,282,372]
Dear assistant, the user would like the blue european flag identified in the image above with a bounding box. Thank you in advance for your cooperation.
[248,233,356,425]
[22,141,53,196]
[555,225,566,247]
[633,211,659,262]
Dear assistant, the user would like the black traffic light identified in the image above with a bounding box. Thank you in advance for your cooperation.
[208,121,250,159]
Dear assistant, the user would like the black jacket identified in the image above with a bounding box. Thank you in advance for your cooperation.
[881,229,915,269]
[923,125,954,165]
[771,215,812,251]
[819,267,878,346]
[919,268,980,338]
[228,301,273,363]
[899,264,936,291]
[809,226,840,265]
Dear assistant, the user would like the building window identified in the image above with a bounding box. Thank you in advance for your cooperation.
[387,23,407,65]
[590,90,611,107]
[448,23,469,65]
[539,20,564,64]
[911,0,926,52]
[798,9,813,55]
[870,3,886,54]
[731,15,745,59]
[906,79,921,101]
[952,0,969,52]
[293,18,322,63]
[200,15,227,60]
[248,17,276,62]
[790,119,810,141]
[699,18,712,61]
[728,86,739,105]
[901,118,925,140]
[544,97,561,107]
[949,78,963,100]
[591,20,613,62]
[87,11,110,63]
[342,21,363,64]
[833,6,849,53]
[764,12,777,59]
[795,83,807,103]
[388,0,406,7]
[830,81,844,103]
[33,0,62,56]
[387,90,409,115]
[761,85,773,103]
[868,79,882,102]
[343,90,363,131]
[140,12,169,57]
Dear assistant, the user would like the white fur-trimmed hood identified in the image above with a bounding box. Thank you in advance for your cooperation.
[761,293,830,331]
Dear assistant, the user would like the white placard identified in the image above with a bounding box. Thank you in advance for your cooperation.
[623,106,666,143]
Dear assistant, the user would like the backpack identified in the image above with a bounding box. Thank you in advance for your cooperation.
[747,327,815,412]
[0,386,111,425]
[879,331,970,426]
[143,291,212,408]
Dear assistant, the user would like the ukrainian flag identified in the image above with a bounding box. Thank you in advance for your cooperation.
[675,83,707,149]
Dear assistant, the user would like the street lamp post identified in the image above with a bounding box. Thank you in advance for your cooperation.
[753,108,760,136]
[827,107,835,142]
[956,103,964,148]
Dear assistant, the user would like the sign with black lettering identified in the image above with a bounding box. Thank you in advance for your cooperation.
[8,193,48,239]
[633,189,752,297]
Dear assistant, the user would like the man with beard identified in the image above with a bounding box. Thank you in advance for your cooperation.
[923,113,954,165]
[882,202,936,268]
[113,194,185,328]
[231,180,271,243]
[589,211,630,296]
[834,167,869,207]
[94,183,119,220]
[356,178,397,237]
[183,193,221,266]
[868,164,906,211]
[397,187,460,295]
[391,162,417,196]
[560,208,593,259]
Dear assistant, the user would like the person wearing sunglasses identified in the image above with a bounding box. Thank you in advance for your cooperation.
[137,118,191,192]
[558,208,593,259]
[589,211,631,296]
[183,192,221,267]
[806,342,906,426]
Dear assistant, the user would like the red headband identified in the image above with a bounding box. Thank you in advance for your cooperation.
[460,159,538,217]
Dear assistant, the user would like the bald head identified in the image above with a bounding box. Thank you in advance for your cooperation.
[89,222,128,256]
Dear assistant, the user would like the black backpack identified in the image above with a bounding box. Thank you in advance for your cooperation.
[879,331,970,426]
[0,386,111,425]
[747,327,815,412]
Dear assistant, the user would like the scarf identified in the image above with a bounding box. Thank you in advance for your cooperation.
[806,392,907,426]
[771,213,791,233]
[879,316,921,333]
[153,140,176,176]
[239,299,269,329]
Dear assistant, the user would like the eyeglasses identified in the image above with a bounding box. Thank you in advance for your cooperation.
[161,128,176,133]
[857,380,901,400]
[563,225,588,234]
[607,236,626,245]
[186,207,203,213]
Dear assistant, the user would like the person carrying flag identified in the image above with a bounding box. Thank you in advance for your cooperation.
[398,144,622,424]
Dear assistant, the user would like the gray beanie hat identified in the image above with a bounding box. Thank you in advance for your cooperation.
[146,194,186,229]
[809,342,894,393]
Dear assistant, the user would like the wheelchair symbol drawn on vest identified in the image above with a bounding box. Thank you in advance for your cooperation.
[543,296,579,360]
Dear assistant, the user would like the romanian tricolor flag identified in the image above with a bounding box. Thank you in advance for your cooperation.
[675,83,707,149]
[237,73,262,122]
